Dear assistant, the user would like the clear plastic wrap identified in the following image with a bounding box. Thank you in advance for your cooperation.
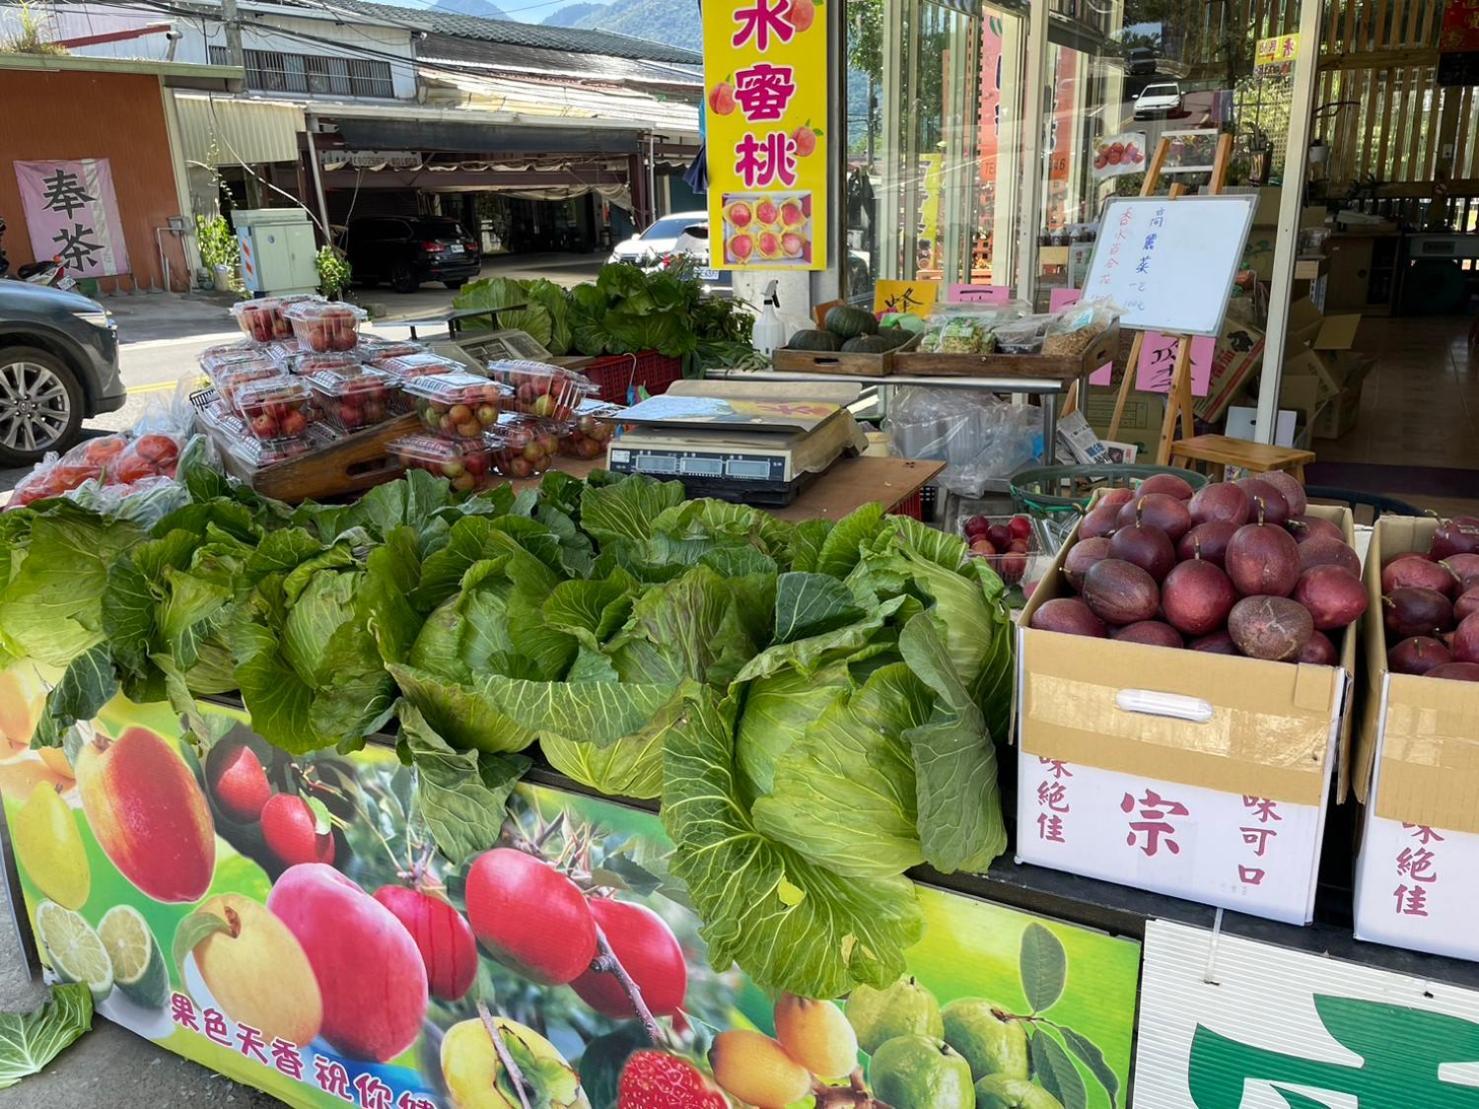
[559,400,624,459]
[373,351,462,384]
[304,366,397,433]
[917,302,1031,354]
[231,295,320,344]
[233,375,317,440]
[885,388,1045,497]
[388,432,495,493]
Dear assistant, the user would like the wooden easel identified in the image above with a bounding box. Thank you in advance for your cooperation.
[1097,132,1235,465]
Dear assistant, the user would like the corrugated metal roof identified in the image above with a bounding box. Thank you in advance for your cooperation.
[422,33,701,87]
[259,0,701,64]
[175,92,304,164]
[426,69,698,136]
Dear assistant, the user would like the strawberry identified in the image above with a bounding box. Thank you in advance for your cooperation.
[617,1051,727,1109]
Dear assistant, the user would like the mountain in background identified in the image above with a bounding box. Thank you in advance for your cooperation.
[564,0,700,53]
[430,0,511,17]
[542,2,605,27]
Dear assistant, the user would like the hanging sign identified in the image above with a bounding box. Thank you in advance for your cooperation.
[14,158,130,278]
[1254,32,1299,75]
[704,0,827,270]
[1136,332,1215,396]
[873,278,938,318]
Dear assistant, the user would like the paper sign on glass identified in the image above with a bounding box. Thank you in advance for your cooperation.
[873,279,939,319]
[1052,288,1114,385]
[1136,332,1215,397]
[948,284,1011,305]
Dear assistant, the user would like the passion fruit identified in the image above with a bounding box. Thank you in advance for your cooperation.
[1298,631,1337,665]
[1388,636,1451,676]
[1108,521,1175,580]
[1382,555,1457,599]
[1177,521,1237,567]
[1189,630,1240,655]
[1137,472,1195,501]
[1427,661,1479,682]
[1029,597,1108,638]
[1287,515,1344,545]
[1299,535,1361,577]
[1226,518,1302,598]
[1452,613,1479,664]
[1162,558,1237,637]
[1117,494,1192,542]
[1079,504,1121,540]
[1063,537,1111,592]
[1081,558,1160,627]
[1430,518,1479,561]
[1110,621,1183,648]
[1259,470,1308,517]
[1187,481,1251,527]
[1236,478,1290,526]
[1383,587,1455,641]
[1293,565,1369,631]
[1228,595,1314,662]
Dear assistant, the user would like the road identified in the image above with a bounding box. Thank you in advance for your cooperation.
[0,251,607,495]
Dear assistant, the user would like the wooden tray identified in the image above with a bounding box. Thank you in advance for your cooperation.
[771,332,920,377]
[892,324,1120,381]
[213,413,419,503]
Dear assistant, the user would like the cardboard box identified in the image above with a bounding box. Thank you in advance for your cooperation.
[1197,318,1267,423]
[1225,405,1298,448]
[1085,386,1167,460]
[1313,381,1362,439]
[1352,518,1479,960]
[1016,505,1357,924]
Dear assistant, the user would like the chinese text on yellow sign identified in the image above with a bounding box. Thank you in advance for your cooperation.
[704,0,827,270]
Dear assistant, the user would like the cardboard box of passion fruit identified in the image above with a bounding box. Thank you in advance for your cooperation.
[1352,516,1479,960]
[1014,503,1357,925]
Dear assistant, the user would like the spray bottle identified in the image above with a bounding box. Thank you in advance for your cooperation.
[751,279,785,357]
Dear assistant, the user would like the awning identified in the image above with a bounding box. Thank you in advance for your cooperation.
[333,117,644,155]
[175,93,303,166]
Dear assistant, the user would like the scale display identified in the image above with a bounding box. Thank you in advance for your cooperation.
[610,448,788,483]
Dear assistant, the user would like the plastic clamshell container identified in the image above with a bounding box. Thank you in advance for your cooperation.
[284,300,366,352]
[211,360,282,408]
[388,432,495,493]
[487,360,595,422]
[374,351,462,383]
[403,371,510,439]
[233,374,316,440]
[360,338,426,360]
[559,400,625,458]
[227,434,314,471]
[491,413,561,478]
[296,352,361,377]
[264,338,306,370]
[230,295,319,343]
[200,343,268,374]
[305,366,398,433]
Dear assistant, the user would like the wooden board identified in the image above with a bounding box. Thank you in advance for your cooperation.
[892,324,1119,381]
[772,347,896,377]
[507,454,944,522]
[215,413,418,502]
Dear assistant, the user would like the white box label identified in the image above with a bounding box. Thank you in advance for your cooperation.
[1355,810,1479,961]
[1017,756,1325,924]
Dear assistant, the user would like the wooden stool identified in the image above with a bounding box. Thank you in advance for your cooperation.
[1168,434,1315,482]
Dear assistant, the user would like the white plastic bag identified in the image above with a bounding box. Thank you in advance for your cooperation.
[885,388,1044,496]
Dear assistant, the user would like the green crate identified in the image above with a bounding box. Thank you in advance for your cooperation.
[1010,463,1208,516]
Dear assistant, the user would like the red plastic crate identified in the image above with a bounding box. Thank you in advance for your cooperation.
[582,351,684,405]
[888,491,924,520]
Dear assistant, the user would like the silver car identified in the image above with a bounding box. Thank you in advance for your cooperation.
[0,281,126,464]
[609,211,712,269]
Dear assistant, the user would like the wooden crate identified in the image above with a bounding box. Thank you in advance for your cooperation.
[214,413,418,503]
[892,324,1119,380]
[772,332,920,377]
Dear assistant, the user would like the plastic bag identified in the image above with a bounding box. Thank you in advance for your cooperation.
[993,314,1053,354]
[1042,301,1117,358]
[917,302,1028,355]
[885,388,1045,496]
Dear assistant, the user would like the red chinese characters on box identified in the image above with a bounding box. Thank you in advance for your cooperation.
[1236,794,1282,888]
[1394,822,1444,918]
[1035,756,1072,845]
[1121,788,1189,858]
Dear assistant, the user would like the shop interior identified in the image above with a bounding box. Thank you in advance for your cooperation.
[844,0,1479,512]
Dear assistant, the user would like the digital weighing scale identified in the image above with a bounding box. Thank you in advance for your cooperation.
[601,393,866,505]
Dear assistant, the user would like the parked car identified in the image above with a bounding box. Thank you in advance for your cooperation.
[663,221,732,294]
[609,211,710,268]
[0,281,126,466]
[344,216,481,294]
[1127,46,1157,75]
[1133,82,1184,120]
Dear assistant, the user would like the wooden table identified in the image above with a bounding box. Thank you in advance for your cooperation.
[510,455,944,522]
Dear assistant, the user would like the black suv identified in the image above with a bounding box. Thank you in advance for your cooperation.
[345,216,481,293]
[0,281,126,465]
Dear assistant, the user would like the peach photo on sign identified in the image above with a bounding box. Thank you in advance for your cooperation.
[727,200,753,229]
[781,231,806,258]
[728,234,755,263]
[756,230,782,259]
[780,199,805,227]
[753,198,780,226]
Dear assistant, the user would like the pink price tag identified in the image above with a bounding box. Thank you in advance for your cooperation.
[948,283,1011,304]
[1135,332,1215,397]
[1051,289,1113,385]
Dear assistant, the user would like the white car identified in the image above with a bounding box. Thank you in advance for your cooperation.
[1133,82,1183,120]
[608,211,710,269]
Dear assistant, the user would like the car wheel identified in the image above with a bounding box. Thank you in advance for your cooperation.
[444,278,466,290]
[391,264,419,294]
[0,346,85,466]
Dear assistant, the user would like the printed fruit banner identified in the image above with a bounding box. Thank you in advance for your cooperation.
[0,668,1139,1108]
[704,0,827,269]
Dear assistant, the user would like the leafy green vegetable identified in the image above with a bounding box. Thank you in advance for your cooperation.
[663,688,924,998]
[0,983,93,1090]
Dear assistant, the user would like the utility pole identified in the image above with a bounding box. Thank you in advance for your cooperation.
[222,0,244,69]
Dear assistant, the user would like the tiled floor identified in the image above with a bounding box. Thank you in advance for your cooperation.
[1313,314,1479,471]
